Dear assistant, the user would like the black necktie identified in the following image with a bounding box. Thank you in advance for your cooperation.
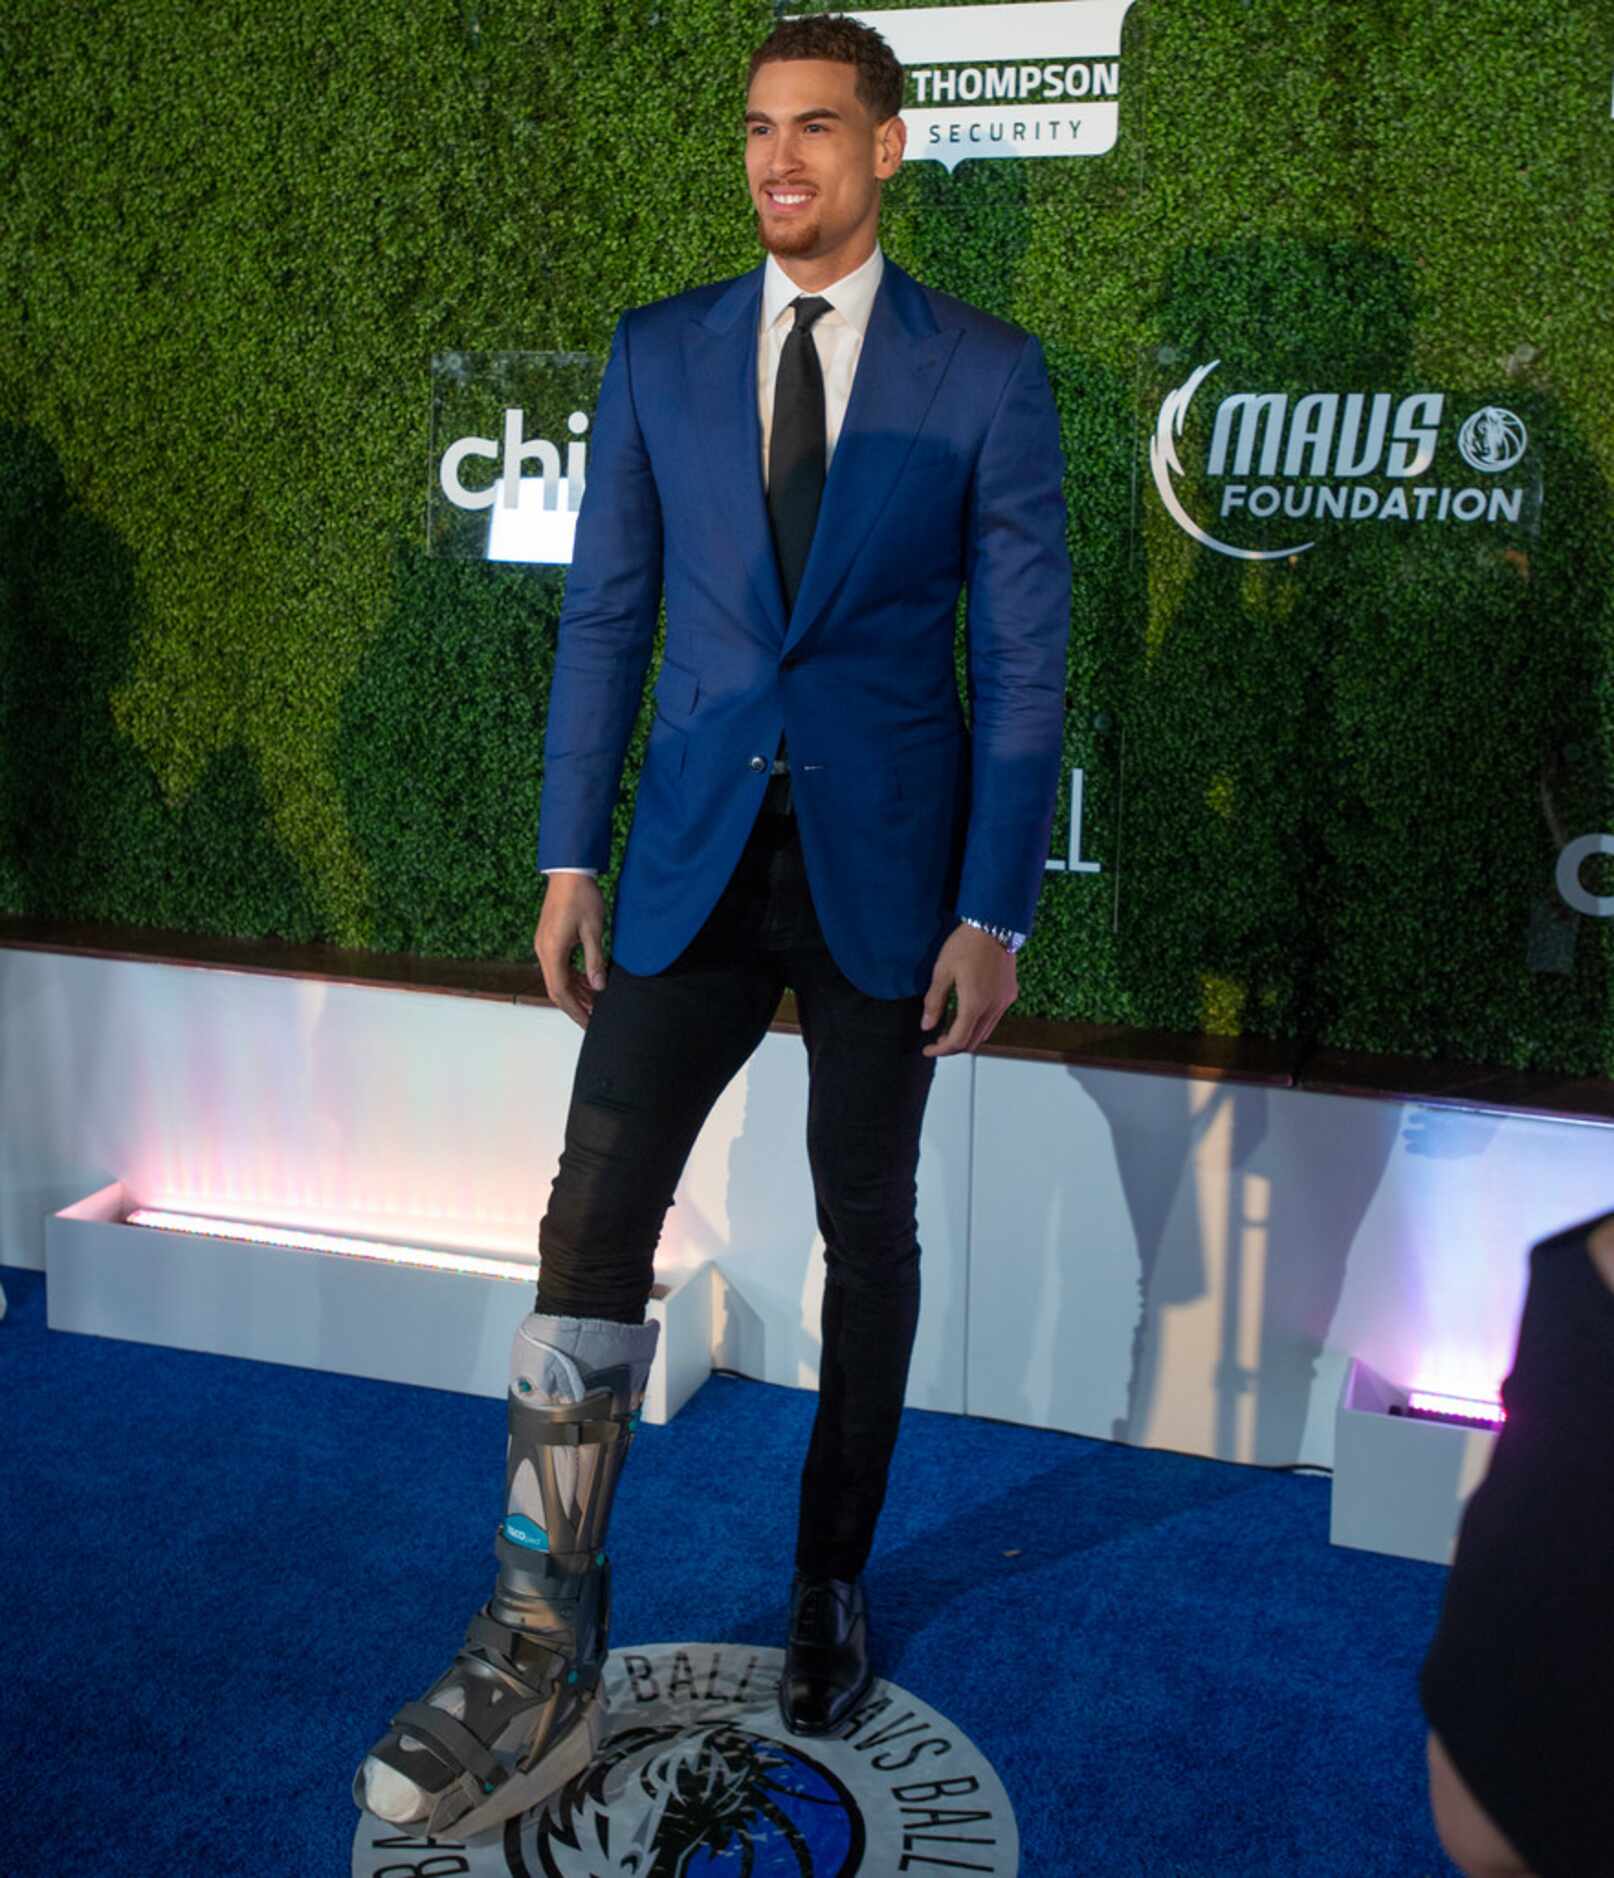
[767,294,833,615]
[764,295,832,809]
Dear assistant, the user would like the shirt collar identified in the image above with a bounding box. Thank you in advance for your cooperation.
[761,243,884,337]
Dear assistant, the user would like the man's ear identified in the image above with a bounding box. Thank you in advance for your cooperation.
[875,113,907,178]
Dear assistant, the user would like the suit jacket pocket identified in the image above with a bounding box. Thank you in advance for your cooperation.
[653,655,700,722]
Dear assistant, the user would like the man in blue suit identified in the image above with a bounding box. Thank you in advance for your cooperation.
[356,13,1069,1842]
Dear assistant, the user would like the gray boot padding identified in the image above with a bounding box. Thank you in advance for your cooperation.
[355,1311,660,1840]
[503,1312,661,1550]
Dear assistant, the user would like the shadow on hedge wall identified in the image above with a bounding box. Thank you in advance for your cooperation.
[337,544,568,962]
[0,423,319,940]
[1117,237,1612,1073]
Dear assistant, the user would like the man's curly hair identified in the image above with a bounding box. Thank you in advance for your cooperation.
[747,14,905,122]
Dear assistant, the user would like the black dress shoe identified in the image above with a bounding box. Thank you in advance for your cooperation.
[779,1572,874,1736]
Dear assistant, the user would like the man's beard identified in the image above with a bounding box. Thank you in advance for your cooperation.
[754,203,822,257]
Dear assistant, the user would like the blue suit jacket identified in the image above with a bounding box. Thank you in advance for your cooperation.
[536,255,1071,1000]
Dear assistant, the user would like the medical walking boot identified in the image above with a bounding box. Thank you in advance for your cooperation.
[354,1311,660,1839]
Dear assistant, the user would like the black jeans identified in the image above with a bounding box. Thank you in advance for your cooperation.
[535,781,938,1579]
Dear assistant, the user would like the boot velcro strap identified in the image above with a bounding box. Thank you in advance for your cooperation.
[461,1612,566,1695]
[391,1700,506,1791]
[509,1392,638,1447]
[494,1526,602,1581]
[524,1417,627,1447]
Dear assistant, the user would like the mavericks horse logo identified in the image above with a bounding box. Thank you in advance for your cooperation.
[533,1721,864,1876]
[1456,406,1528,473]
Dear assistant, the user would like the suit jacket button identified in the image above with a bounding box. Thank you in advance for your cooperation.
[748,755,767,772]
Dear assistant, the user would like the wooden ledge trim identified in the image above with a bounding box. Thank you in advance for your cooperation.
[0,917,547,1005]
[1298,1048,1614,1128]
[977,1014,1299,1085]
[3,918,1611,1122]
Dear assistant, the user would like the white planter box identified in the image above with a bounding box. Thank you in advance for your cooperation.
[45,1182,710,1426]
[1330,1356,1499,1564]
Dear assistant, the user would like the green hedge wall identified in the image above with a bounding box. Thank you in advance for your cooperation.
[3,0,1613,1068]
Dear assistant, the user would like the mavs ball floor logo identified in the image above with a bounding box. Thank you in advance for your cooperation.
[353,1643,1018,1875]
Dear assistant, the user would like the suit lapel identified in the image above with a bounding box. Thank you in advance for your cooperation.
[783,259,962,657]
[682,265,787,639]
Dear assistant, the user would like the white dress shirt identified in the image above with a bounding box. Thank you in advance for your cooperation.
[545,246,884,880]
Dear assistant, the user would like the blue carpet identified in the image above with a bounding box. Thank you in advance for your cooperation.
[0,1265,1458,1876]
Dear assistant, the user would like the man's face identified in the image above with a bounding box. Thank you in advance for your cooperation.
[744,57,903,265]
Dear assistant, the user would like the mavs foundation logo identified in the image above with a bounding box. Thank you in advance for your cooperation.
[1150,362,1538,561]
[353,1643,1018,1875]
[842,1,1137,171]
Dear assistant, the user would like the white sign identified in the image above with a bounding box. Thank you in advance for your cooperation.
[439,408,592,564]
[846,1,1137,171]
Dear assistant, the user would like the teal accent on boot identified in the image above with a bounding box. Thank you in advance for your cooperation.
[502,1515,550,1551]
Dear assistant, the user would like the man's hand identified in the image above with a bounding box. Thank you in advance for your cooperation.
[534,875,609,1027]
[921,922,1019,1057]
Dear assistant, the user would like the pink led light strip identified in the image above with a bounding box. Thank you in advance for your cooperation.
[125,1208,535,1285]
[1405,1389,1506,1427]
